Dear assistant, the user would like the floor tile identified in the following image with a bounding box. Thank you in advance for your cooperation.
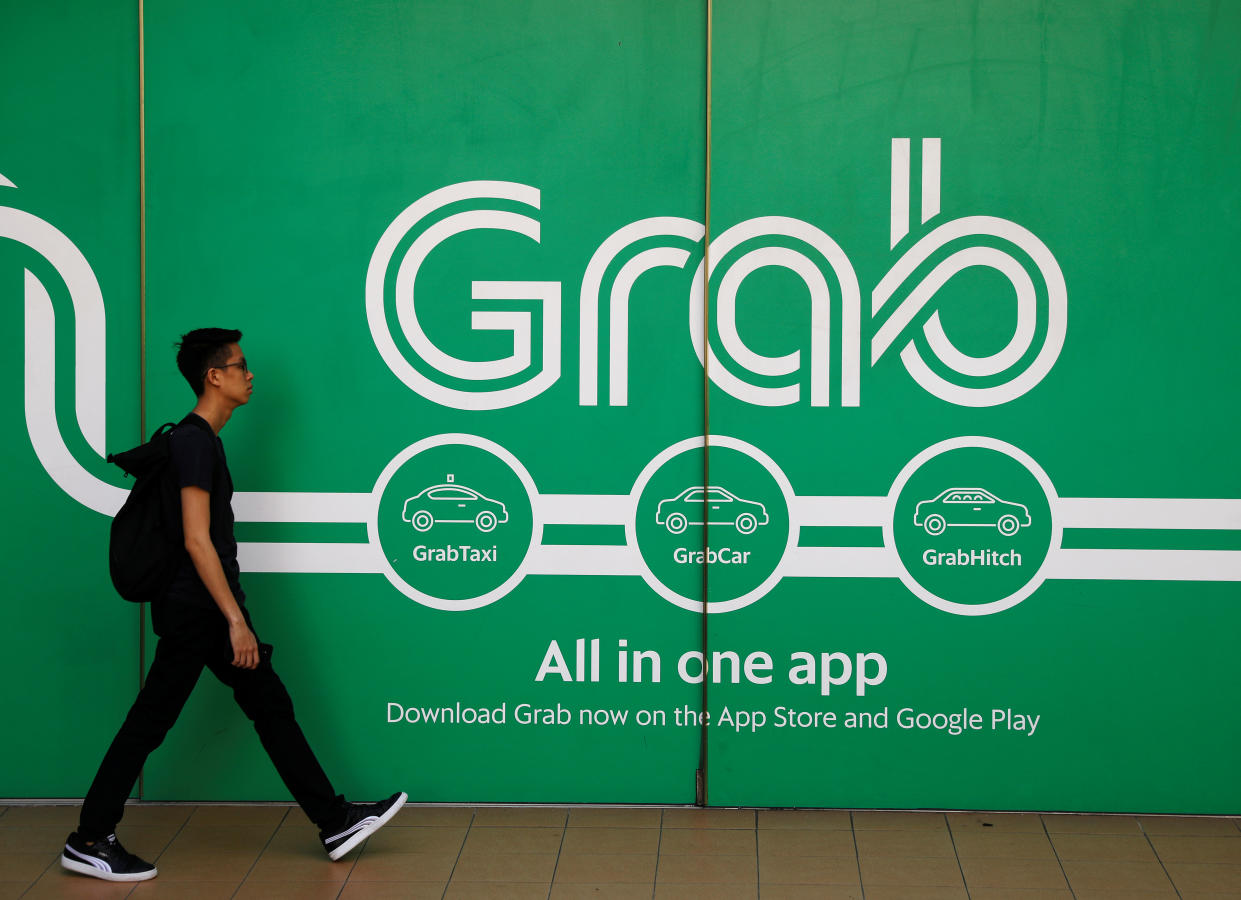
[0,806,80,827]
[348,850,459,882]
[1141,815,1241,836]
[244,849,352,881]
[759,854,861,885]
[853,811,947,831]
[234,882,344,899]
[188,805,289,826]
[658,827,755,855]
[451,848,558,882]
[391,806,476,827]
[23,873,135,899]
[968,891,1074,900]
[147,848,262,882]
[855,828,955,857]
[958,857,1070,890]
[951,831,1056,859]
[1050,833,1157,860]
[1041,814,1142,834]
[462,825,563,854]
[662,808,755,829]
[114,806,195,828]
[863,887,968,900]
[551,884,655,899]
[858,856,964,887]
[1071,892,1178,900]
[758,809,852,830]
[1060,858,1175,893]
[566,807,662,828]
[265,821,326,851]
[656,852,756,884]
[1179,893,1241,900]
[1164,862,1241,892]
[757,828,856,857]
[0,885,27,900]
[129,883,240,899]
[470,806,567,828]
[0,825,81,853]
[561,826,660,854]
[947,812,1045,833]
[1151,834,1241,863]
[444,883,550,899]
[361,824,468,854]
[552,851,656,884]
[0,851,57,882]
[339,883,446,899]
[160,823,277,854]
[759,886,863,900]
[653,883,757,899]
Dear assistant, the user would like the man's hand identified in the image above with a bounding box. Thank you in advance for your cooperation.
[229,620,260,669]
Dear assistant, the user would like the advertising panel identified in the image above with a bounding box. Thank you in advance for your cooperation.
[0,0,140,797]
[702,1,1241,811]
[4,0,1239,812]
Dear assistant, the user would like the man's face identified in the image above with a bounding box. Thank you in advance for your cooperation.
[211,342,254,405]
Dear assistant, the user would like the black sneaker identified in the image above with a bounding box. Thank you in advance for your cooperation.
[61,832,157,882]
[320,791,408,860]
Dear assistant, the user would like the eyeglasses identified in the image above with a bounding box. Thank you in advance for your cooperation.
[215,359,249,374]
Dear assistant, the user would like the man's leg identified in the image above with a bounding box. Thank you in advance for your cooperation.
[205,629,344,826]
[78,629,205,839]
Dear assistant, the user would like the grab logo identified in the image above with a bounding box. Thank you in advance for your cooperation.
[367,139,1066,410]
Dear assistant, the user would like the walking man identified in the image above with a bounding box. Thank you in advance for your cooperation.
[62,328,405,882]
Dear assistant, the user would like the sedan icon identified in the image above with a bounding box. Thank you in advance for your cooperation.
[403,476,509,533]
[914,487,1030,537]
[656,486,769,535]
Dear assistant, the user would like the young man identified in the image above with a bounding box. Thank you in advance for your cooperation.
[62,328,405,882]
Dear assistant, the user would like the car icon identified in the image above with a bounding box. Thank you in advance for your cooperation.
[655,486,769,535]
[403,476,509,533]
[913,487,1030,537]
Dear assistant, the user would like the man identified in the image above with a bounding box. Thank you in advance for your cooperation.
[62,328,405,882]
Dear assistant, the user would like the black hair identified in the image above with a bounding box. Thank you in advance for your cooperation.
[175,328,243,396]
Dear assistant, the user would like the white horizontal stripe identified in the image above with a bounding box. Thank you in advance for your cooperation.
[785,547,898,578]
[791,496,888,527]
[238,542,382,573]
[232,491,373,523]
[1057,498,1241,530]
[1046,549,1241,581]
[536,494,631,525]
[526,544,642,576]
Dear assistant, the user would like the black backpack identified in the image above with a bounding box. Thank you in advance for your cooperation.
[107,415,210,603]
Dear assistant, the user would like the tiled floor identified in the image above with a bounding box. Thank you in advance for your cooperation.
[3,803,1241,899]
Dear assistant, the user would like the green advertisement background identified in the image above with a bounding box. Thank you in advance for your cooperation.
[2,0,1239,814]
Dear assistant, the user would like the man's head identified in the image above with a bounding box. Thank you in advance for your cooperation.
[176,328,246,397]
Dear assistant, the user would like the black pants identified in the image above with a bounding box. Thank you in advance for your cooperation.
[79,600,344,838]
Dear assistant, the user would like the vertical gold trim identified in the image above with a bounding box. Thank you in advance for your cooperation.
[137,0,148,799]
[697,0,713,808]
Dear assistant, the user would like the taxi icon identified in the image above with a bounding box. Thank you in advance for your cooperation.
[914,488,1030,537]
[656,486,769,535]
[403,475,508,533]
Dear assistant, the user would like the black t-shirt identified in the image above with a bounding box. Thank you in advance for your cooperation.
[165,414,245,608]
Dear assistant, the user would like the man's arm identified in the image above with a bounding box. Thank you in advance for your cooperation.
[181,485,258,669]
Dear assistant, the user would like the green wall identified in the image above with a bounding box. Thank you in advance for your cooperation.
[3,0,1239,813]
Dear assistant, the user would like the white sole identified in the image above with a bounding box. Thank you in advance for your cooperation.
[327,792,408,861]
[61,854,157,882]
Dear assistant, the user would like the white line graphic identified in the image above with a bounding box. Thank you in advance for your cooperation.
[9,175,1241,608]
[1047,550,1241,582]
[4,203,108,457]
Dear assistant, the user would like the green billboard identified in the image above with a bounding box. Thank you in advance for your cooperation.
[3,0,1239,813]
